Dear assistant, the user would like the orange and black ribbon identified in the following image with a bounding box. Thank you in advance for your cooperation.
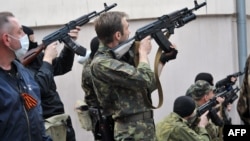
[21,93,38,110]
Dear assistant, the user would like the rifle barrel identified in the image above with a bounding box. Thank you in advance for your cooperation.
[193,2,207,11]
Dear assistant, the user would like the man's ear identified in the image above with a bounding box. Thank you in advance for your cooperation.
[204,94,210,102]
[1,34,11,46]
[114,31,121,41]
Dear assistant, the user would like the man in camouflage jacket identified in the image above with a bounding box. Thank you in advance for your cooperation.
[156,96,210,141]
[90,11,177,141]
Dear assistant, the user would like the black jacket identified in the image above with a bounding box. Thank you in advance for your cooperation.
[27,46,74,118]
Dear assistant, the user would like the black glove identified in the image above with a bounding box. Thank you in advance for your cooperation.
[160,49,178,64]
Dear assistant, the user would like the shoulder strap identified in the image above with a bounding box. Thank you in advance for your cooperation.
[133,34,170,109]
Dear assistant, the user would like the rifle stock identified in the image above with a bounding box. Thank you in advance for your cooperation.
[20,3,117,66]
[20,44,45,66]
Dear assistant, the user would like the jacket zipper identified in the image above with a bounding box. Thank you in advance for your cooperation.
[23,105,31,141]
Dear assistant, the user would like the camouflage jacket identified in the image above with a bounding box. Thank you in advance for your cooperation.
[90,44,157,118]
[81,58,100,107]
[194,105,220,141]
[156,112,210,141]
[237,54,250,125]
[205,121,221,141]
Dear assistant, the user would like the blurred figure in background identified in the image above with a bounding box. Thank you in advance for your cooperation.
[22,25,79,141]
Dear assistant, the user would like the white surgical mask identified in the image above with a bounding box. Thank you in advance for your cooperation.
[8,34,30,60]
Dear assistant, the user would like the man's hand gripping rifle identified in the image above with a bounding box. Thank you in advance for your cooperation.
[191,86,241,128]
[20,3,117,66]
[215,70,243,108]
[216,73,242,125]
[112,0,206,61]
[190,88,240,128]
[221,86,240,109]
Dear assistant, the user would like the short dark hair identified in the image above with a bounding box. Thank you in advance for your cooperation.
[94,11,128,45]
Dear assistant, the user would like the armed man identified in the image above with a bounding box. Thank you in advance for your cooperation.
[21,25,80,141]
[89,10,179,140]
[186,80,225,141]
[156,96,210,141]
[194,72,239,125]
[75,36,115,141]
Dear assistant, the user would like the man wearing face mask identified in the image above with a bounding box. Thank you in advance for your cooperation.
[0,11,53,141]
[22,25,38,50]
[20,24,79,141]
[8,30,30,60]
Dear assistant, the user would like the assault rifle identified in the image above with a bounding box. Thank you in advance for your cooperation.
[112,0,206,59]
[20,3,117,66]
[222,86,240,107]
[221,86,240,125]
[196,96,224,127]
[215,70,245,92]
[191,86,240,128]
[190,88,239,128]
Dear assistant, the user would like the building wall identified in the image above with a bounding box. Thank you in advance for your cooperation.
[1,0,249,140]
[2,0,249,27]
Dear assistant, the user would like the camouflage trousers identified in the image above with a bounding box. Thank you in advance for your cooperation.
[114,118,156,141]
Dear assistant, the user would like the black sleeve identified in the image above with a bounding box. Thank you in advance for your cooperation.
[52,46,75,76]
[34,61,54,94]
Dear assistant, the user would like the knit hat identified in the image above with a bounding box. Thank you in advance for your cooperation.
[195,72,214,86]
[186,80,214,100]
[173,96,196,117]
